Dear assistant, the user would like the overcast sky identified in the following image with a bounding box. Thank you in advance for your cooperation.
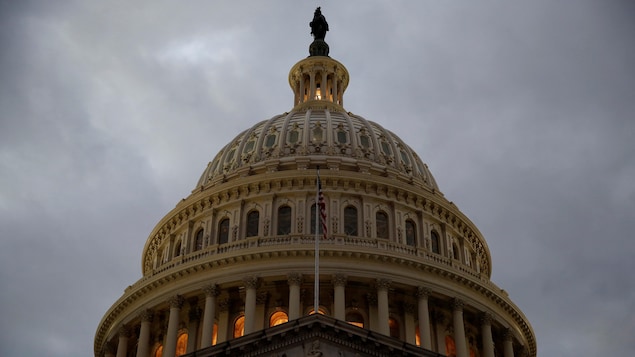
[1,1,634,356]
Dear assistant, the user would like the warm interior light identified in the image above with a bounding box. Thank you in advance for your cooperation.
[315,87,322,100]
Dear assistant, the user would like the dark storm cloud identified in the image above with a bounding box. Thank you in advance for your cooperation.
[1,1,633,356]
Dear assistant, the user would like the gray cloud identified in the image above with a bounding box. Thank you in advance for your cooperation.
[1,1,634,356]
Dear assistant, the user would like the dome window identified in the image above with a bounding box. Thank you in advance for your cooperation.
[265,133,277,148]
[400,150,410,165]
[346,311,364,328]
[233,315,245,338]
[194,229,204,251]
[380,141,392,156]
[337,130,347,144]
[344,206,358,236]
[277,206,292,235]
[218,219,230,244]
[269,311,289,326]
[431,230,440,254]
[174,241,182,257]
[244,140,255,153]
[312,124,323,143]
[376,211,389,239]
[246,210,259,237]
[405,220,416,246]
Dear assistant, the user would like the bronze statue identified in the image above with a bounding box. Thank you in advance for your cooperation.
[310,7,329,40]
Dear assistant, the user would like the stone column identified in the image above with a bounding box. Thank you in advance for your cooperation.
[255,291,268,329]
[332,274,347,321]
[309,71,316,99]
[243,276,259,335]
[452,298,468,357]
[503,329,515,357]
[200,284,219,348]
[416,287,432,350]
[186,301,201,353]
[115,325,129,357]
[321,71,328,100]
[163,295,184,357]
[332,68,338,103]
[403,302,417,344]
[287,273,303,320]
[136,310,153,357]
[376,279,391,335]
[216,298,230,343]
[480,313,495,357]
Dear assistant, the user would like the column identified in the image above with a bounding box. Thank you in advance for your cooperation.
[309,71,316,99]
[255,291,268,329]
[434,313,447,355]
[480,313,495,357]
[416,287,433,350]
[115,325,129,357]
[321,71,328,100]
[331,68,338,104]
[287,273,303,320]
[376,279,391,336]
[243,276,259,335]
[186,301,201,353]
[163,295,184,357]
[136,309,153,357]
[200,284,219,348]
[503,329,515,357]
[299,75,305,104]
[332,274,347,321]
[216,298,230,343]
[403,302,417,344]
[452,299,468,357]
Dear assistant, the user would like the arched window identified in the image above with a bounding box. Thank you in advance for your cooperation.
[175,333,188,356]
[389,317,400,339]
[344,206,358,236]
[154,344,163,357]
[195,229,204,251]
[174,241,182,257]
[246,210,259,237]
[212,323,218,345]
[308,307,328,315]
[233,315,245,338]
[269,311,289,326]
[345,311,364,328]
[445,335,457,357]
[310,204,325,235]
[405,219,416,246]
[452,243,459,260]
[431,230,440,254]
[218,219,230,245]
[277,206,292,235]
[376,211,389,239]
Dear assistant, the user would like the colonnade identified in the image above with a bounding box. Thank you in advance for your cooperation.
[107,275,521,357]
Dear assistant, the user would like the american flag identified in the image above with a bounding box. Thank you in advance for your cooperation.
[318,175,328,239]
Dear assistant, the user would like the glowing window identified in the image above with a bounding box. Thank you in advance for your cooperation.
[389,317,400,338]
[376,211,389,239]
[308,307,327,315]
[405,220,416,246]
[445,335,457,357]
[218,219,229,244]
[431,231,440,254]
[154,345,163,357]
[269,311,289,326]
[344,206,358,236]
[415,325,421,346]
[175,333,187,356]
[195,229,204,251]
[312,126,323,143]
[345,312,364,328]
[277,206,292,235]
[212,323,218,345]
[233,315,245,338]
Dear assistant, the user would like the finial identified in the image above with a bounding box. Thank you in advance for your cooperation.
[309,7,329,56]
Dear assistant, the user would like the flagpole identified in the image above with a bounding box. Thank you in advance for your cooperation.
[314,166,320,314]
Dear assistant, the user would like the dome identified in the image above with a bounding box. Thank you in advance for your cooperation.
[195,109,439,192]
[95,9,535,357]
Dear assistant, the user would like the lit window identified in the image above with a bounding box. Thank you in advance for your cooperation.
[277,206,292,235]
[345,312,364,328]
[445,335,457,357]
[154,344,163,357]
[175,333,188,356]
[376,211,389,239]
[212,323,218,345]
[415,325,421,346]
[233,315,245,338]
[270,311,289,326]
[389,317,400,338]
[218,219,229,244]
[308,307,327,315]
[246,211,259,237]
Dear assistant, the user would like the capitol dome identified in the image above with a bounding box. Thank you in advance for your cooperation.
[96,9,535,357]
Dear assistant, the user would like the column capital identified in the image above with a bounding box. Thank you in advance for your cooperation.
[376,278,392,291]
[189,305,202,322]
[218,298,230,312]
[203,284,220,297]
[480,312,493,326]
[366,292,377,306]
[503,328,514,341]
[416,286,431,299]
[138,309,154,322]
[332,273,347,287]
[243,275,260,289]
[168,295,185,309]
[452,298,464,311]
[287,272,304,286]
[256,291,269,305]
[118,325,130,338]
